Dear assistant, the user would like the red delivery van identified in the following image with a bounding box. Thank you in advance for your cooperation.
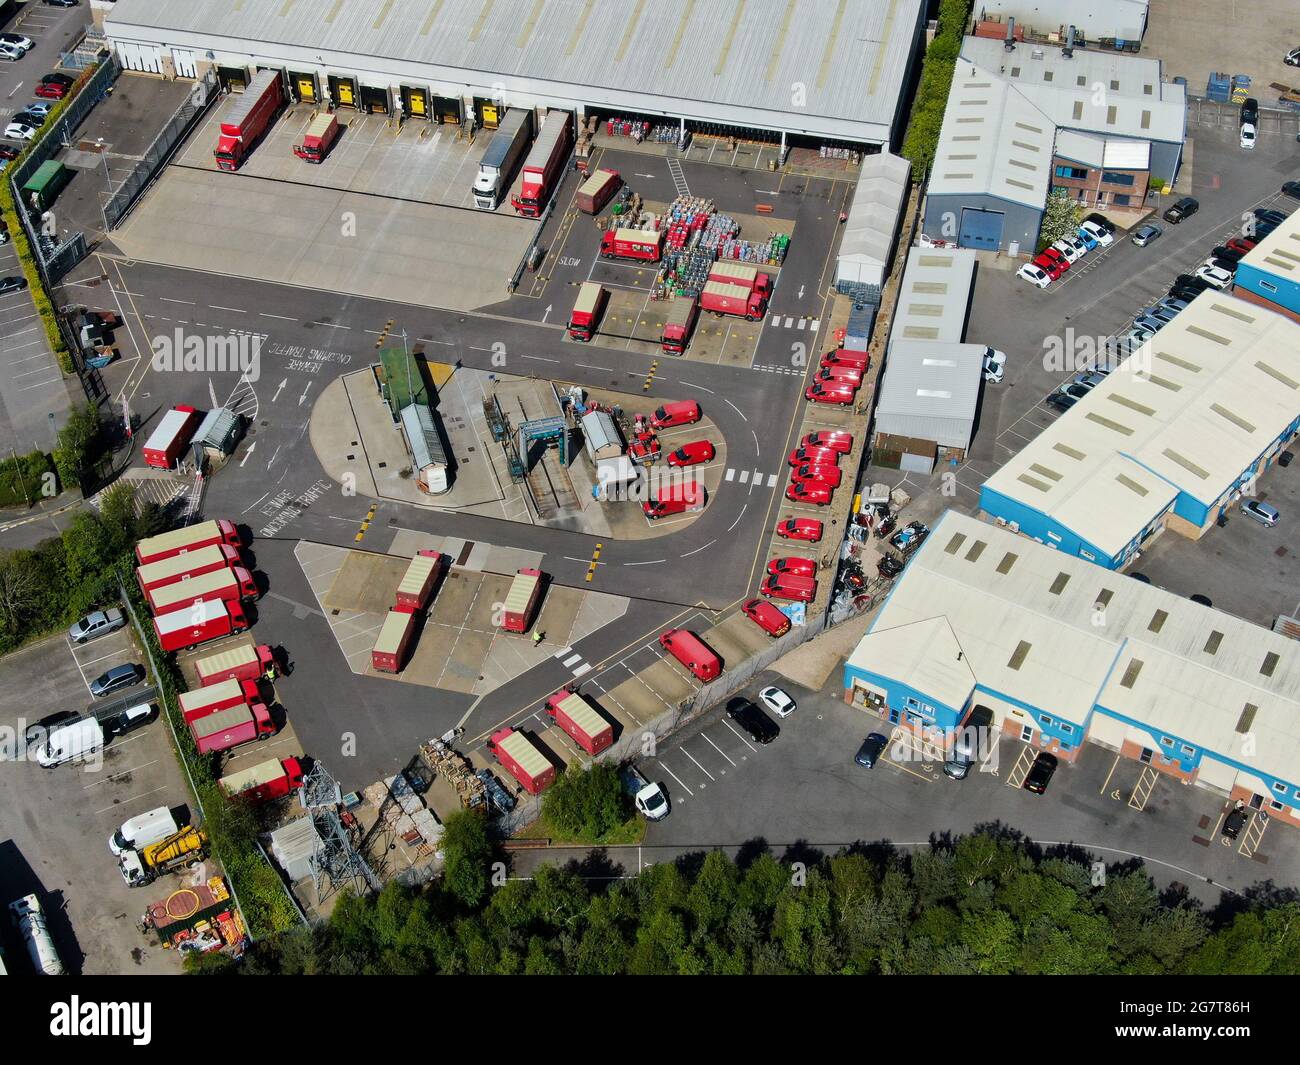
[567,282,607,342]
[141,405,202,470]
[502,568,545,632]
[144,564,257,615]
[488,727,556,794]
[545,690,613,755]
[292,112,339,163]
[575,168,622,214]
[135,543,241,595]
[178,678,262,722]
[649,400,701,429]
[371,609,416,673]
[189,701,275,755]
[194,643,275,686]
[153,598,249,653]
[659,628,721,681]
[219,756,303,804]
[135,520,241,566]
[600,227,663,262]
[661,296,698,354]
[394,550,443,612]
[642,479,705,519]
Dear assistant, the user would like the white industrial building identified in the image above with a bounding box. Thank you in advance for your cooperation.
[105,0,927,148]
[836,153,912,294]
[973,1,1150,47]
[843,510,1300,831]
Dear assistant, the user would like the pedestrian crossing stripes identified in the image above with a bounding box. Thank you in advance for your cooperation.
[752,364,804,376]
[769,316,819,331]
[554,646,593,678]
[724,468,779,488]
[667,157,690,197]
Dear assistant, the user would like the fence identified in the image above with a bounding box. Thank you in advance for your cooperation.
[104,68,219,230]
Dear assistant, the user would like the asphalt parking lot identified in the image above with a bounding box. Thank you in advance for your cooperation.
[0,620,187,975]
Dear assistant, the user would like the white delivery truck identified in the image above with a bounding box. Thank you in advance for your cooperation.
[472,108,533,210]
[35,717,103,768]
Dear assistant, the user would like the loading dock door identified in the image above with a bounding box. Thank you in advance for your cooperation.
[958,208,1005,251]
[329,75,357,108]
[474,98,501,128]
[360,85,389,114]
[433,96,462,124]
[118,42,163,73]
[402,86,429,119]
[290,72,317,103]
[218,66,249,91]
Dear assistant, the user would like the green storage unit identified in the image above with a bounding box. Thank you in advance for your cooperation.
[21,161,71,211]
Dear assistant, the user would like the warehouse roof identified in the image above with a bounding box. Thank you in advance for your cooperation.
[848,510,1300,784]
[889,247,977,343]
[838,153,912,288]
[874,341,986,449]
[981,292,1300,554]
[106,0,925,143]
[975,0,1150,42]
[1238,207,1300,282]
[1054,129,1150,170]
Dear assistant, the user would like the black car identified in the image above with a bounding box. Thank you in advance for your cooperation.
[1284,181,1300,200]
[1189,593,1213,607]
[1168,285,1206,304]
[1163,197,1199,223]
[1210,245,1247,264]
[0,276,27,294]
[1254,207,1287,226]
[1023,752,1058,794]
[1083,212,1116,234]
[1129,572,1152,584]
[725,698,779,744]
[1222,803,1249,840]
[1171,273,1212,294]
[1046,392,1078,413]
[89,662,144,698]
[1240,97,1259,125]
[1253,222,1278,241]
[854,732,889,769]
[43,0,80,7]
[24,710,81,746]
[1206,255,1238,275]
[877,554,904,579]
[40,72,75,88]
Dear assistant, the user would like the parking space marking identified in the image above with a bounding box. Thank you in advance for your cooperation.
[82,760,159,788]
[93,785,172,817]
[701,732,737,767]
[1238,810,1269,859]
[678,746,716,783]
[719,717,757,753]
[654,759,694,798]
[1005,745,1035,789]
[1127,764,1160,810]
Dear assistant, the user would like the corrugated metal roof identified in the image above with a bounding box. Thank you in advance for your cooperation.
[977,0,1150,42]
[400,403,448,470]
[1239,207,1300,280]
[837,152,911,287]
[874,340,985,448]
[889,246,976,343]
[848,510,1300,784]
[106,0,925,142]
[981,292,1300,553]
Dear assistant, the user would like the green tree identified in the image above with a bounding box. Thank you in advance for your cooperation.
[541,761,628,842]
[52,402,102,493]
[441,809,494,909]
[1038,190,1082,250]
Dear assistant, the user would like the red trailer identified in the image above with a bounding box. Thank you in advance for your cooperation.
[178,678,263,722]
[215,69,283,172]
[154,598,249,653]
[487,727,555,795]
[708,261,773,299]
[575,168,622,214]
[567,282,607,341]
[219,756,303,804]
[545,690,613,756]
[510,109,572,216]
[144,564,257,615]
[292,112,339,163]
[135,543,241,596]
[600,228,663,262]
[661,296,699,354]
[141,405,202,470]
[501,568,545,633]
[135,520,241,566]
[394,550,443,612]
[188,701,275,755]
[371,609,416,673]
[700,279,768,321]
[194,643,275,686]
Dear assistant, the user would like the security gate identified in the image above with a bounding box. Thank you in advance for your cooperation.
[958,208,1005,251]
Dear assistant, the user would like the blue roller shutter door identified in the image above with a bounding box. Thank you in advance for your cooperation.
[958,208,1004,250]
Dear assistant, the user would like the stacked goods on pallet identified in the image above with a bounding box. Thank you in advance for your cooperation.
[716,232,790,265]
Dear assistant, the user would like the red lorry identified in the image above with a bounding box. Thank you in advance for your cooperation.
[700,279,769,321]
[135,543,241,596]
[567,282,607,341]
[214,69,283,172]
[135,520,242,566]
[487,727,555,795]
[371,609,416,673]
[501,568,545,633]
[661,295,699,354]
[141,405,202,470]
[708,261,773,297]
[219,756,303,804]
[600,228,663,262]
[546,690,613,756]
[179,678,263,722]
[510,109,572,217]
[188,700,275,756]
[394,550,443,612]
[292,112,339,163]
[194,643,276,686]
[153,598,250,653]
[575,168,621,214]
[144,564,257,615]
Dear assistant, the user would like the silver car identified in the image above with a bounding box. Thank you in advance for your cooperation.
[1240,500,1280,527]
[69,608,126,645]
[1131,223,1163,247]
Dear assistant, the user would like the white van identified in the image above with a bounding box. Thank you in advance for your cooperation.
[109,805,179,856]
[8,894,64,976]
[35,717,103,768]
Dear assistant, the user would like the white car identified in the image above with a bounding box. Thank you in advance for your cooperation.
[758,685,796,718]
[1195,264,1233,290]
[918,232,953,249]
[0,41,23,62]
[4,121,36,141]
[1079,220,1113,247]
[983,347,1007,383]
[0,34,34,53]
[1051,238,1084,264]
[1240,122,1257,150]
[1017,262,1051,288]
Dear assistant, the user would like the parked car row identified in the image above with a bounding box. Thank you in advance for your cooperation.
[805,347,867,407]
[3,71,76,142]
[783,428,854,508]
[1017,213,1115,289]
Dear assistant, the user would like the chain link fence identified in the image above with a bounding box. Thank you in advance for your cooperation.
[104,68,219,230]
